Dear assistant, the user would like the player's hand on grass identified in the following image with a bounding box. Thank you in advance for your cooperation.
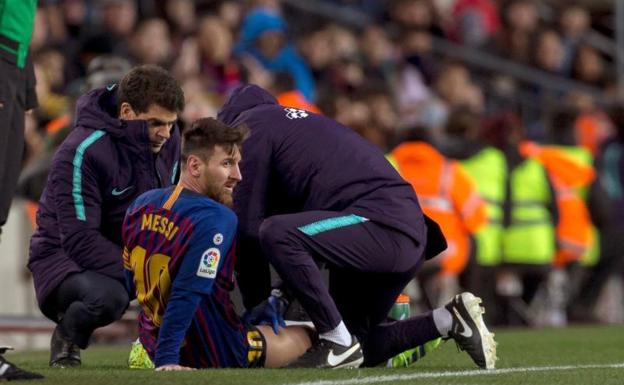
[155,364,194,371]
[242,290,289,334]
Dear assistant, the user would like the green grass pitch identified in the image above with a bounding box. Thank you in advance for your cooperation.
[8,325,624,385]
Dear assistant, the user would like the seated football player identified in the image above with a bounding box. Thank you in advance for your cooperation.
[122,118,311,370]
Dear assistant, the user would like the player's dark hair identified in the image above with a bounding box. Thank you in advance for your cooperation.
[118,65,185,114]
[182,118,249,161]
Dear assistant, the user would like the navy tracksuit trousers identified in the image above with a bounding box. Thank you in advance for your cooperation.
[259,210,426,339]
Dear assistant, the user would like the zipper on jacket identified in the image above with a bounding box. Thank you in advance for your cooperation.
[152,153,164,188]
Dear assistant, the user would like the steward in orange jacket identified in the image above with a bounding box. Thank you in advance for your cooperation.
[389,141,487,276]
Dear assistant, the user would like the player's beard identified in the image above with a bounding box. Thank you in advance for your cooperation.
[206,181,233,207]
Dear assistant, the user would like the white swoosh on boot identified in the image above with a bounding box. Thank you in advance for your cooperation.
[453,307,473,338]
[327,343,361,366]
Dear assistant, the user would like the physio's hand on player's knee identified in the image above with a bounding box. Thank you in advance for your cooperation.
[242,294,288,334]
[155,364,195,371]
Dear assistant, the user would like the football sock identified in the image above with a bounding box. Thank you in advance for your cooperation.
[320,321,352,346]
[387,337,443,368]
[360,312,441,367]
[432,307,452,337]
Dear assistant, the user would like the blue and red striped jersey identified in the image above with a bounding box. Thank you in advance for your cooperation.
[122,185,247,368]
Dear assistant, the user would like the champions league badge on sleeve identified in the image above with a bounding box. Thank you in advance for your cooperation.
[197,248,221,278]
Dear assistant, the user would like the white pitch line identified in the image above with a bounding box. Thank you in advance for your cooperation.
[284,363,624,385]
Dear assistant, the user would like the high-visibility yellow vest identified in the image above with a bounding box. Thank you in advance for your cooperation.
[461,147,506,266]
[503,158,556,264]
[463,148,556,265]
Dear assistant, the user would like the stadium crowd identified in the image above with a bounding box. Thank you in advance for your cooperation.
[6,0,624,362]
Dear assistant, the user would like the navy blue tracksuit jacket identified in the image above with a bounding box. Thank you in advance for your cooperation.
[217,85,446,307]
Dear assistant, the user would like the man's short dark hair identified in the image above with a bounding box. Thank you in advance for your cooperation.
[182,118,249,161]
[118,65,185,114]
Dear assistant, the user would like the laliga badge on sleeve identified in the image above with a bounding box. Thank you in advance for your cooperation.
[197,248,220,278]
